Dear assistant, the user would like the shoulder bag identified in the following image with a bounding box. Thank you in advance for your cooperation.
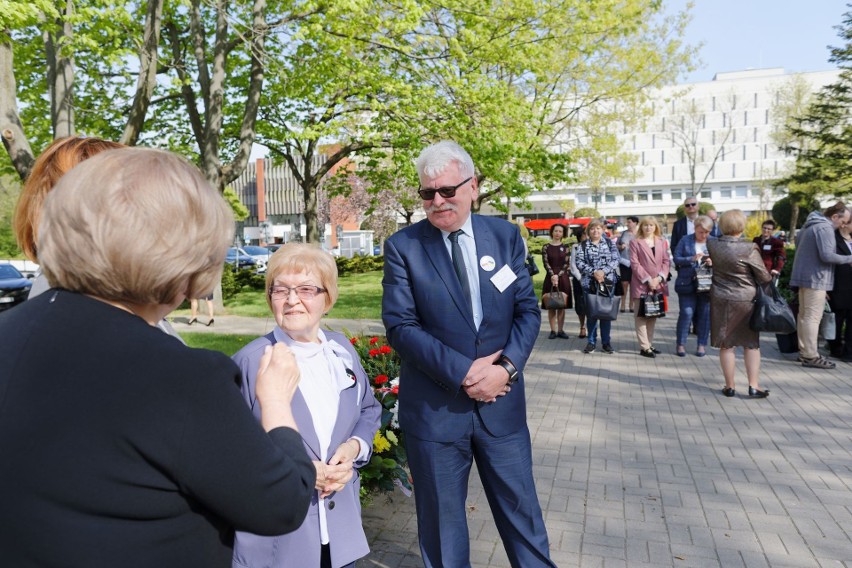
[639,292,666,318]
[525,253,540,277]
[749,278,796,334]
[584,282,620,321]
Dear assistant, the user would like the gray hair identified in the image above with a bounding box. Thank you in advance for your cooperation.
[693,215,713,232]
[415,141,475,181]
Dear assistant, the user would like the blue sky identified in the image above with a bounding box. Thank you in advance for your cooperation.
[667,0,846,83]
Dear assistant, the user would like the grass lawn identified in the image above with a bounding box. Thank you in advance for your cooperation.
[175,267,547,321]
[182,332,258,356]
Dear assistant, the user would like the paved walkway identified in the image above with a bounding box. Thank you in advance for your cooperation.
[179,301,852,568]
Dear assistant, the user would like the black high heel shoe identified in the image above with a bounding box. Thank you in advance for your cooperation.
[206,318,215,327]
[187,317,197,325]
[748,386,769,398]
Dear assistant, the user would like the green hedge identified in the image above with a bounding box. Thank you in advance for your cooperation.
[336,255,384,276]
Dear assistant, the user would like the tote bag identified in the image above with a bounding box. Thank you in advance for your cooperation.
[584,283,620,321]
[639,292,666,318]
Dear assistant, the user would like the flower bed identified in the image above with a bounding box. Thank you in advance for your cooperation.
[348,334,411,503]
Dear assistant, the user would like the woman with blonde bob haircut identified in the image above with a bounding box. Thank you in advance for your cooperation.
[0,148,316,567]
[233,242,380,568]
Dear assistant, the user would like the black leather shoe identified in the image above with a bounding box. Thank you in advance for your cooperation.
[650,346,661,354]
[639,348,655,358]
[583,343,596,354]
[748,386,769,398]
[602,343,614,354]
[187,317,197,325]
[722,387,736,397]
[548,331,557,339]
[557,331,570,339]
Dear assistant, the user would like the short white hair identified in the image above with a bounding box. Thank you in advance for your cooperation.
[415,141,475,181]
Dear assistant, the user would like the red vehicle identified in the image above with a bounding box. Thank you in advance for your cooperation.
[525,217,617,238]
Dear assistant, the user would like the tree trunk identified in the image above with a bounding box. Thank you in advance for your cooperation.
[45,0,76,138]
[121,0,164,146]
[0,33,35,179]
[221,0,266,189]
[789,201,800,241]
[304,179,320,243]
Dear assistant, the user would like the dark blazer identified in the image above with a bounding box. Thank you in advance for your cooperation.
[670,216,689,252]
[830,229,852,310]
[381,214,540,443]
[232,330,381,568]
[0,291,315,568]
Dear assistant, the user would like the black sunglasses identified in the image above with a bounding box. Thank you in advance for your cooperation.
[684,202,698,207]
[418,177,473,200]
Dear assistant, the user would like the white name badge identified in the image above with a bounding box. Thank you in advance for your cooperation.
[491,264,517,293]
[763,245,772,251]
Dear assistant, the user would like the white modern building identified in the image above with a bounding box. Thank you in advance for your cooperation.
[481,67,841,228]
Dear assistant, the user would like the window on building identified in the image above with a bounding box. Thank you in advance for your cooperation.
[735,186,748,197]
[652,190,663,201]
[605,193,616,203]
[742,146,747,160]
[652,134,656,149]
[712,96,716,111]
[744,110,748,126]
[700,189,711,199]
[641,151,645,166]
[623,193,635,202]
[661,149,665,164]
[577,193,588,204]
[765,109,769,124]
[720,187,732,198]
[638,191,649,202]
[671,189,682,201]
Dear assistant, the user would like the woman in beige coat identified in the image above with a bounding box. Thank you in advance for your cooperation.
[707,210,773,398]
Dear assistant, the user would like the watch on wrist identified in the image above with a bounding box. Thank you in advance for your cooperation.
[496,356,519,384]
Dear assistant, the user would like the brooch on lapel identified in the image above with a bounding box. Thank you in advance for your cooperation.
[480,256,496,271]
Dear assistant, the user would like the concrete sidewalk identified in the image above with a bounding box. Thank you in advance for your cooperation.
[188,304,852,567]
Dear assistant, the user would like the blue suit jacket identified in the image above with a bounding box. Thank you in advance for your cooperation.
[382,215,541,443]
[231,330,381,568]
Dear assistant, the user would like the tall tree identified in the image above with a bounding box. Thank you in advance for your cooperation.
[779,7,852,200]
[770,73,817,236]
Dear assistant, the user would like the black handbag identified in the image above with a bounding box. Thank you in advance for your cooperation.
[584,282,620,321]
[749,279,796,334]
[639,292,665,318]
[525,253,540,277]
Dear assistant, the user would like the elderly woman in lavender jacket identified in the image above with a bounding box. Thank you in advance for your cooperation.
[232,243,381,568]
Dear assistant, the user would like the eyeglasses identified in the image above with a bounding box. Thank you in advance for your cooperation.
[684,202,698,208]
[418,177,472,200]
[268,285,327,300]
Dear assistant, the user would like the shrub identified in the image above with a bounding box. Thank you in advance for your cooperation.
[574,207,601,218]
[674,201,716,219]
[771,196,821,231]
[336,255,384,276]
[221,264,239,300]
[347,333,411,504]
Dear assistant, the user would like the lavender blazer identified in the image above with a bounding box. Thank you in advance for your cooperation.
[232,330,381,568]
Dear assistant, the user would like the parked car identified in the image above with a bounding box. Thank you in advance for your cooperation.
[0,264,33,311]
[225,248,258,271]
[264,244,282,255]
[241,245,273,267]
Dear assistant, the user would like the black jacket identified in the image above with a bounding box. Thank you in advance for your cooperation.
[0,290,315,568]
[830,229,852,310]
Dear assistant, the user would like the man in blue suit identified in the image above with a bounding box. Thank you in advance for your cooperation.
[382,141,554,567]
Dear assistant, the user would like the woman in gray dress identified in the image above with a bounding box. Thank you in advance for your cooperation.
[707,210,773,398]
